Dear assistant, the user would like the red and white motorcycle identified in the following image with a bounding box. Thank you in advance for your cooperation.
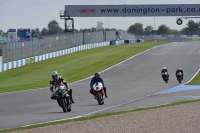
[92,82,105,105]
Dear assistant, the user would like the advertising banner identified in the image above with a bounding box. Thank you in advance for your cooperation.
[65,4,200,17]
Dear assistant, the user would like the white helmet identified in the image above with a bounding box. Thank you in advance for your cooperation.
[52,71,58,79]
[163,67,167,70]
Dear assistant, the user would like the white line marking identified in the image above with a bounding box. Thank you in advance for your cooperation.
[0,93,156,131]
[0,42,176,95]
[185,68,200,84]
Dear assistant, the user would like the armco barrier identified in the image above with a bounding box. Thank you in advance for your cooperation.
[110,40,125,45]
[116,40,124,45]
[186,34,193,37]
[110,40,116,45]
[124,39,137,43]
[0,41,111,72]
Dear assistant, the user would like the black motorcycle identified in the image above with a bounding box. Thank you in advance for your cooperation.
[162,72,169,83]
[54,86,72,112]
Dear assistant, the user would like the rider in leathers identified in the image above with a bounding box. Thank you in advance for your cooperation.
[175,68,184,80]
[90,72,108,98]
[50,71,74,103]
[161,67,169,80]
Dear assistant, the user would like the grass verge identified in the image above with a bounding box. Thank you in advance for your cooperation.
[187,70,200,85]
[1,98,200,133]
[0,42,164,93]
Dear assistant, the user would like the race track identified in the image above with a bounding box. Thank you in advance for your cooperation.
[0,42,200,130]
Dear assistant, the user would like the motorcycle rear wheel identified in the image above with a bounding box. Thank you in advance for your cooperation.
[96,92,102,105]
[66,98,71,112]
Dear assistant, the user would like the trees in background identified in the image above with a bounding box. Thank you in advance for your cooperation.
[34,28,40,37]
[127,23,143,35]
[144,26,154,35]
[170,29,179,34]
[156,24,171,35]
[0,30,6,36]
[41,28,49,36]
[127,20,200,35]
[1,19,200,37]
[1,20,63,38]
[180,20,199,34]
[47,20,62,35]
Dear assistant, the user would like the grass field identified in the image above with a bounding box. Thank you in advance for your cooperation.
[0,42,164,93]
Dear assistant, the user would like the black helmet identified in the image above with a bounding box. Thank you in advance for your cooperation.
[94,72,100,78]
[52,71,58,79]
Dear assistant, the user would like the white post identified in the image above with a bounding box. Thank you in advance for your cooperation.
[154,16,156,35]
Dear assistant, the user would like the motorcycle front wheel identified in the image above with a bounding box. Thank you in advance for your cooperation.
[66,97,71,112]
[60,99,67,112]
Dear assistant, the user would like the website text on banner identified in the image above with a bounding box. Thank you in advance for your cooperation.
[65,4,200,17]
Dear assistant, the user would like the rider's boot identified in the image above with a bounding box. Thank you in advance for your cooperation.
[69,89,75,103]
[104,87,108,98]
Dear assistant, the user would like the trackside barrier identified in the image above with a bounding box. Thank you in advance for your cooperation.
[110,40,125,45]
[124,39,137,43]
[0,41,110,72]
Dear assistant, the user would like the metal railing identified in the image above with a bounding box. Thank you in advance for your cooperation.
[136,35,200,42]
[0,29,135,63]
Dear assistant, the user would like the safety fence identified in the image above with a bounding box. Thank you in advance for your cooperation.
[136,35,200,42]
[0,40,126,72]
[0,29,135,63]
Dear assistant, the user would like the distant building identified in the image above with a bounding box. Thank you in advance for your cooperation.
[7,29,17,41]
[97,22,104,30]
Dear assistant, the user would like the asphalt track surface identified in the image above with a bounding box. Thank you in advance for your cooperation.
[0,42,200,130]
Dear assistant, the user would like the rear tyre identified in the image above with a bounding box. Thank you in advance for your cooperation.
[178,77,182,83]
[66,98,71,112]
[163,77,168,83]
[60,99,67,112]
[96,92,102,105]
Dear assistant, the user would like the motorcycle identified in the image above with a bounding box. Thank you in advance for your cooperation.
[54,86,72,112]
[177,72,183,83]
[92,82,105,105]
[162,72,169,83]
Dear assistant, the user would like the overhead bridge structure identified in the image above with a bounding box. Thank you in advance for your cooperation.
[60,4,200,31]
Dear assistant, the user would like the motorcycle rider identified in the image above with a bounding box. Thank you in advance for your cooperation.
[50,71,74,103]
[161,67,169,80]
[90,72,108,98]
[176,68,183,80]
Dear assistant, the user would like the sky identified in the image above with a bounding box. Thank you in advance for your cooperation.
[0,0,200,32]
